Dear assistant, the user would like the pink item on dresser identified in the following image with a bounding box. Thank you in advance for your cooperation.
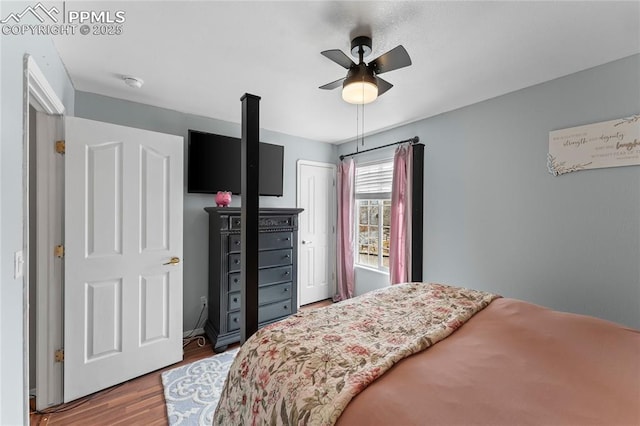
[215,191,231,207]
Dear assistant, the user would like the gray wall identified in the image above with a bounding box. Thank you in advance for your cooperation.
[338,54,640,329]
[74,92,338,332]
[0,34,75,425]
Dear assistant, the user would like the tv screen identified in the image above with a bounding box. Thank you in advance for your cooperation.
[187,130,284,196]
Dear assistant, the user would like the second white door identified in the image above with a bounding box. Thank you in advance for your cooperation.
[297,161,336,305]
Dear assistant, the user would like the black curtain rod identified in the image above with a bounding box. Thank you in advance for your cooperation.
[339,136,420,161]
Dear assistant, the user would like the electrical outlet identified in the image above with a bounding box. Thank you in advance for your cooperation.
[200,296,208,308]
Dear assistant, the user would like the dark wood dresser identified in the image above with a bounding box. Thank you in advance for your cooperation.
[203,207,303,352]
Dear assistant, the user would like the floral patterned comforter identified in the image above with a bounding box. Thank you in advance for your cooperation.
[213,282,499,426]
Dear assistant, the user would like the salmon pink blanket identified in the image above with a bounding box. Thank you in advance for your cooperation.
[336,297,640,425]
[213,283,498,425]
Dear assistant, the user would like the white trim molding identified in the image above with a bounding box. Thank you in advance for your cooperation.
[26,56,65,115]
[24,54,66,414]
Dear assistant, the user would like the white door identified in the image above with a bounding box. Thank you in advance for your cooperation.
[64,117,183,402]
[297,161,336,305]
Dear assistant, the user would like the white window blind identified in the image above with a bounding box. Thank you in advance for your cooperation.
[355,160,393,200]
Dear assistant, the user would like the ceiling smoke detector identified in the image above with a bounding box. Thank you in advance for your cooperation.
[123,76,144,89]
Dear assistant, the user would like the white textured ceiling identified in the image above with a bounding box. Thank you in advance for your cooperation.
[52,1,640,144]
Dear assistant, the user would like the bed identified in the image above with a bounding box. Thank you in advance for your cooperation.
[213,282,640,425]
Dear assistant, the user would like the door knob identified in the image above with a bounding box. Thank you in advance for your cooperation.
[163,257,180,265]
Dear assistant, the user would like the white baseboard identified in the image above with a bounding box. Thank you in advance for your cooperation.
[183,327,205,338]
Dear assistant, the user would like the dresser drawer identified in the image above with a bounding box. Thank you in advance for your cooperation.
[228,249,292,272]
[260,249,293,268]
[228,265,293,292]
[259,265,293,286]
[229,232,293,253]
[227,311,241,331]
[260,232,293,250]
[228,282,292,311]
[228,234,242,252]
[259,300,292,323]
[227,299,292,332]
[228,292,241,311]
[260,282,292,305]
[230,215,295,230]
[228,274,241,292]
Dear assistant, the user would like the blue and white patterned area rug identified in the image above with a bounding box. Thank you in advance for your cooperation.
[162,348,239,425]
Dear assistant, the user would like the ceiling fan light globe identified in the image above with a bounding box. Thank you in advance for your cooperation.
[342,81,378,104]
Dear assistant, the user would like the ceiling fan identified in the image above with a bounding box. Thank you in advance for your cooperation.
[319,36,412,104]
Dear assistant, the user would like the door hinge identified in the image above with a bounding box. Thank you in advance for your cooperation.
[54,245,64,258]
[54,349,64,363]
[55,140,65,155]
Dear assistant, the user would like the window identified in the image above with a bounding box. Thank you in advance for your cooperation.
[355,160,393,271]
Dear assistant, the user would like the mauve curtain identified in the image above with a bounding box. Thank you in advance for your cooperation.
[389,144,413,284]
[335,159,356,301]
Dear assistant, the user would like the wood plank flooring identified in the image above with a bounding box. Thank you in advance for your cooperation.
[30,298,332,425]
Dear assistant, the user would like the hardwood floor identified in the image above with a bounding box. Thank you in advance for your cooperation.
[30,298,332,425]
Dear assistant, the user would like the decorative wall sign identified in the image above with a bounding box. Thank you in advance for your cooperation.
[547,114,640,176]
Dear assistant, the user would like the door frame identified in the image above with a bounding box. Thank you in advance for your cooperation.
[23,54,66,416]
[296,160,337,307]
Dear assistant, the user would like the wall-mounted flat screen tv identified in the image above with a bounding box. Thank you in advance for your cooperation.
[187,130,284,196]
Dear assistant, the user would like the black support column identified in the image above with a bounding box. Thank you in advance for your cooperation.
[411,144,424,282]
[240,93,260,343]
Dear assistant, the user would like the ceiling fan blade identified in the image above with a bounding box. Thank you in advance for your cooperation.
[376,77,393,96]
[319,77,346,90]
[370,45,412,75]
[321,49,356,69]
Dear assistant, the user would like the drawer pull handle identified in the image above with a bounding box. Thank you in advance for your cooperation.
[284,305,288,310]
[284,288,288,292]
[284,271,290,276]
[233,298,238,303]
[283,237,290,241]
[234,260,240,264]
[234,278,238,283]
[285,254,291,258]
[235,241,240,245]
[233,318,238,323]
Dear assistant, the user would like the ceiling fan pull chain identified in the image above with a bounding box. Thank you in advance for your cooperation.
[361,82,365,148]
[356,100,360,153]
[362,100,364,148]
